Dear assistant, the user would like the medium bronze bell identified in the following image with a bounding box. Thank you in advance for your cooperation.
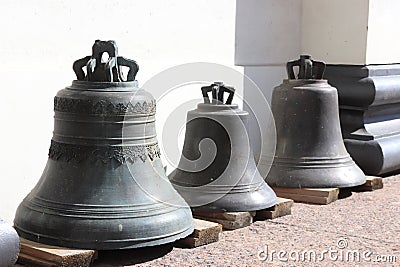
[169,82,277,212]
[14,40,193,250]
[265,55,366,188]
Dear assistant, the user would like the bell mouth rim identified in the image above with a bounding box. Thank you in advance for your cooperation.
[68,80,139,91]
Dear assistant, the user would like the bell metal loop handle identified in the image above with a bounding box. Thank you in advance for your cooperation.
[73,40,139,82]
[286,55,325,80]
[201,82,235,105]
[117,56,139,82]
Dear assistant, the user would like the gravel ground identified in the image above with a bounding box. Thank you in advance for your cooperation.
[92,175,400,267]
[17,175,400,267]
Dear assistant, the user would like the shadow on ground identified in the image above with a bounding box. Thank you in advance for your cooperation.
[93,244,173,266]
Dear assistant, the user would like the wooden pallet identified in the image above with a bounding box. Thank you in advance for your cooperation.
[272,176,384,205]
[193,211,256,230]
[18,238,97,267]
[17,219,221,266]
[176,218,222,248]
[193,198,293,230]
[255,197,294,220]
[352,176,383,191]
[272,187,339,205]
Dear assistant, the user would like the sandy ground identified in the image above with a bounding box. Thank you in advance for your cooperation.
[17,175,400,266]
[92,175,400,267]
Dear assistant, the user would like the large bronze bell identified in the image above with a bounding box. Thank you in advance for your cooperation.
[14,40,194,249]
[265,55,366,188]
[169,82,277,212]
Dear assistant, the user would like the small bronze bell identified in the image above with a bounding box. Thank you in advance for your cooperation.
[0,218,19,266]
[265,55,366,188]
[169,82,277,212]
[14,40,194,249]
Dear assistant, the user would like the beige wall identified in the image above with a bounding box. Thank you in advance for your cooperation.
[235,0,302,66]
[302,0,400,64]
[237,0,400,65]
[366,0,400,64]
[302,0,369,65]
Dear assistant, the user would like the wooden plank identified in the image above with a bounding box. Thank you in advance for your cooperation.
[273,188,339,205]
[272,187,337,197]
[18,238,97,267]
[193,211,256,221]
[193,212,254,230]
[276,193,329,205]
[176,219,222,248]
[18,253,57,267]
[256,198,294,220]
[352,176,383,191]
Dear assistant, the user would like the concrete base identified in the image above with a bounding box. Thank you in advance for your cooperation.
[325,64,400,175]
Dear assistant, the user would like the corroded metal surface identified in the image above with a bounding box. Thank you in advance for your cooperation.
[266,55,365,188]
[169,82,277,212]
[14,40,193,250]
